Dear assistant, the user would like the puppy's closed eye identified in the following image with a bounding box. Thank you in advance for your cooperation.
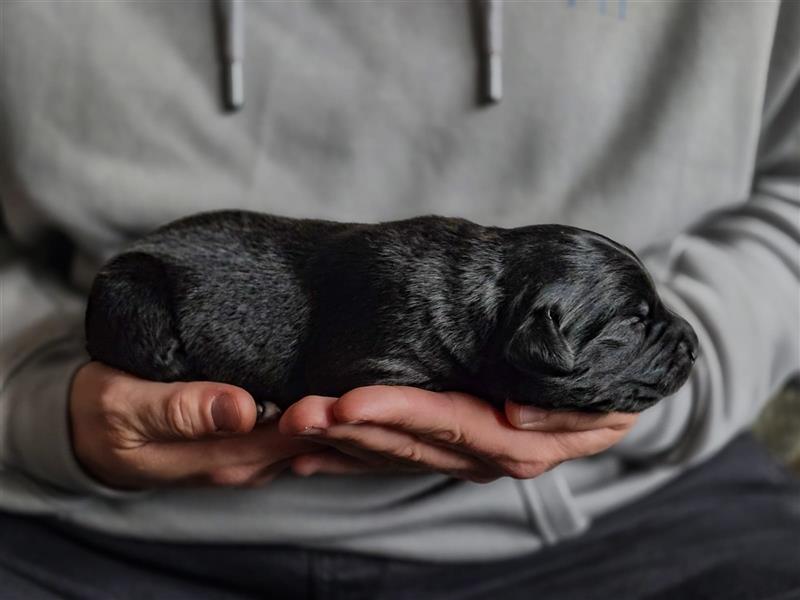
[594,316,647,348]
[615,301,651,335]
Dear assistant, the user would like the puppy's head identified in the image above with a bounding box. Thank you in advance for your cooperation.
[502,226,698,412]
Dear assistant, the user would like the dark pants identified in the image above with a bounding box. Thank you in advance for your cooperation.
[2,434,799,600]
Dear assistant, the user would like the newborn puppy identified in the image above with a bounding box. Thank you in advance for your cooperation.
[86,211,698,413]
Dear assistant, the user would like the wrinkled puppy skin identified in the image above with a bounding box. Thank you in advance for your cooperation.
[86,211,698,413]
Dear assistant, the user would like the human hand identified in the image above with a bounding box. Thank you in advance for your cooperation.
[69,362,336,489]
[280,386,638,482]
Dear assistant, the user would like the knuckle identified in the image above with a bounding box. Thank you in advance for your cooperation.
[90,374,138,446]
[93,396,139,450]
[165,388,198,438]
[397,443,425,464]
[103,419,141,451]
[432,424,465,446]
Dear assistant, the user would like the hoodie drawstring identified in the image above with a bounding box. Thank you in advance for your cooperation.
[214,0,503,112]
[479,0,503,104]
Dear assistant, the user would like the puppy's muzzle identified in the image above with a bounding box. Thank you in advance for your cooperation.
[659,313,699,395]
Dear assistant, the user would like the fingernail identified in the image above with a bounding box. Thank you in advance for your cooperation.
[211,393,241,432]
[297,427,325,436]
[518,405,548,426]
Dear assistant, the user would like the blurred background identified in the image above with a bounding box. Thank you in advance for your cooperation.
[754,377,800,474]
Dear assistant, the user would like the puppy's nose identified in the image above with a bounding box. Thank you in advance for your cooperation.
[677,323,699,363]
[670,312,698,361]
[679,338,697,363]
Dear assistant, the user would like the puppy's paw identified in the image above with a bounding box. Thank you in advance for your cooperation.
[255,401,282,423]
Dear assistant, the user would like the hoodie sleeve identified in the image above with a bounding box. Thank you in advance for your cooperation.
[0,230,135,497]
[614,2,800,463]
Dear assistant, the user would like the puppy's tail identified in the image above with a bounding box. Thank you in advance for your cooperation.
[85,252,194,383]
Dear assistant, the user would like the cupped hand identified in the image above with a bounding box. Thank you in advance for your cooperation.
[69,362,347,489]
[280,386,638,483]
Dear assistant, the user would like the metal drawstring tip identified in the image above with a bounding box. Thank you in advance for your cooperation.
[478,0,503,105]
[224,60,244,111]
[216,0,245,113]
[485,53,503,103]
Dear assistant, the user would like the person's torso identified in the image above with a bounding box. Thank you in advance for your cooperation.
[0,0,780,560]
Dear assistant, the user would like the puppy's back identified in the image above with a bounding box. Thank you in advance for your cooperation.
[86,211,347,403]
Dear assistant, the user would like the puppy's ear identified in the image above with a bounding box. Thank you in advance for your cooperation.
[505,308,575,375]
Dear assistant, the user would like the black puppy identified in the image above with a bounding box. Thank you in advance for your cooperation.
[86,211,697,413]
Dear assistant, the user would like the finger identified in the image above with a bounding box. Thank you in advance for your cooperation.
[309,434,499,483]
[126,421,324,485]
[127,378,261,443]
[291,450,387,477]
[280,393,494,476]
[330,386,511,454]
[179,459,289,488]
[278,394,339,435]
[300,422,493,477]
[181,463,269,488]
[302,436,448,477]
[298,438,400,470]
[542,426,635,461]
[242,459,292,487]
[328,386,635,472]
[504,401,639,432]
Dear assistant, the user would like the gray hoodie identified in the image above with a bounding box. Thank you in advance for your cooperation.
[0,0,798,561]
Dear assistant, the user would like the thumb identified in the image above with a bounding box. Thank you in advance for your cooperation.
[130,380,258,442]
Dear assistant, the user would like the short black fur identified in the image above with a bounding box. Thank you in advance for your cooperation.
[86,211,698,412]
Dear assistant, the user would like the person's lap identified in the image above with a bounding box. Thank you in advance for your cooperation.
[1,433,799,600]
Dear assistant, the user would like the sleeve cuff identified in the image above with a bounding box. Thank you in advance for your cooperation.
[3,338,144,498]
